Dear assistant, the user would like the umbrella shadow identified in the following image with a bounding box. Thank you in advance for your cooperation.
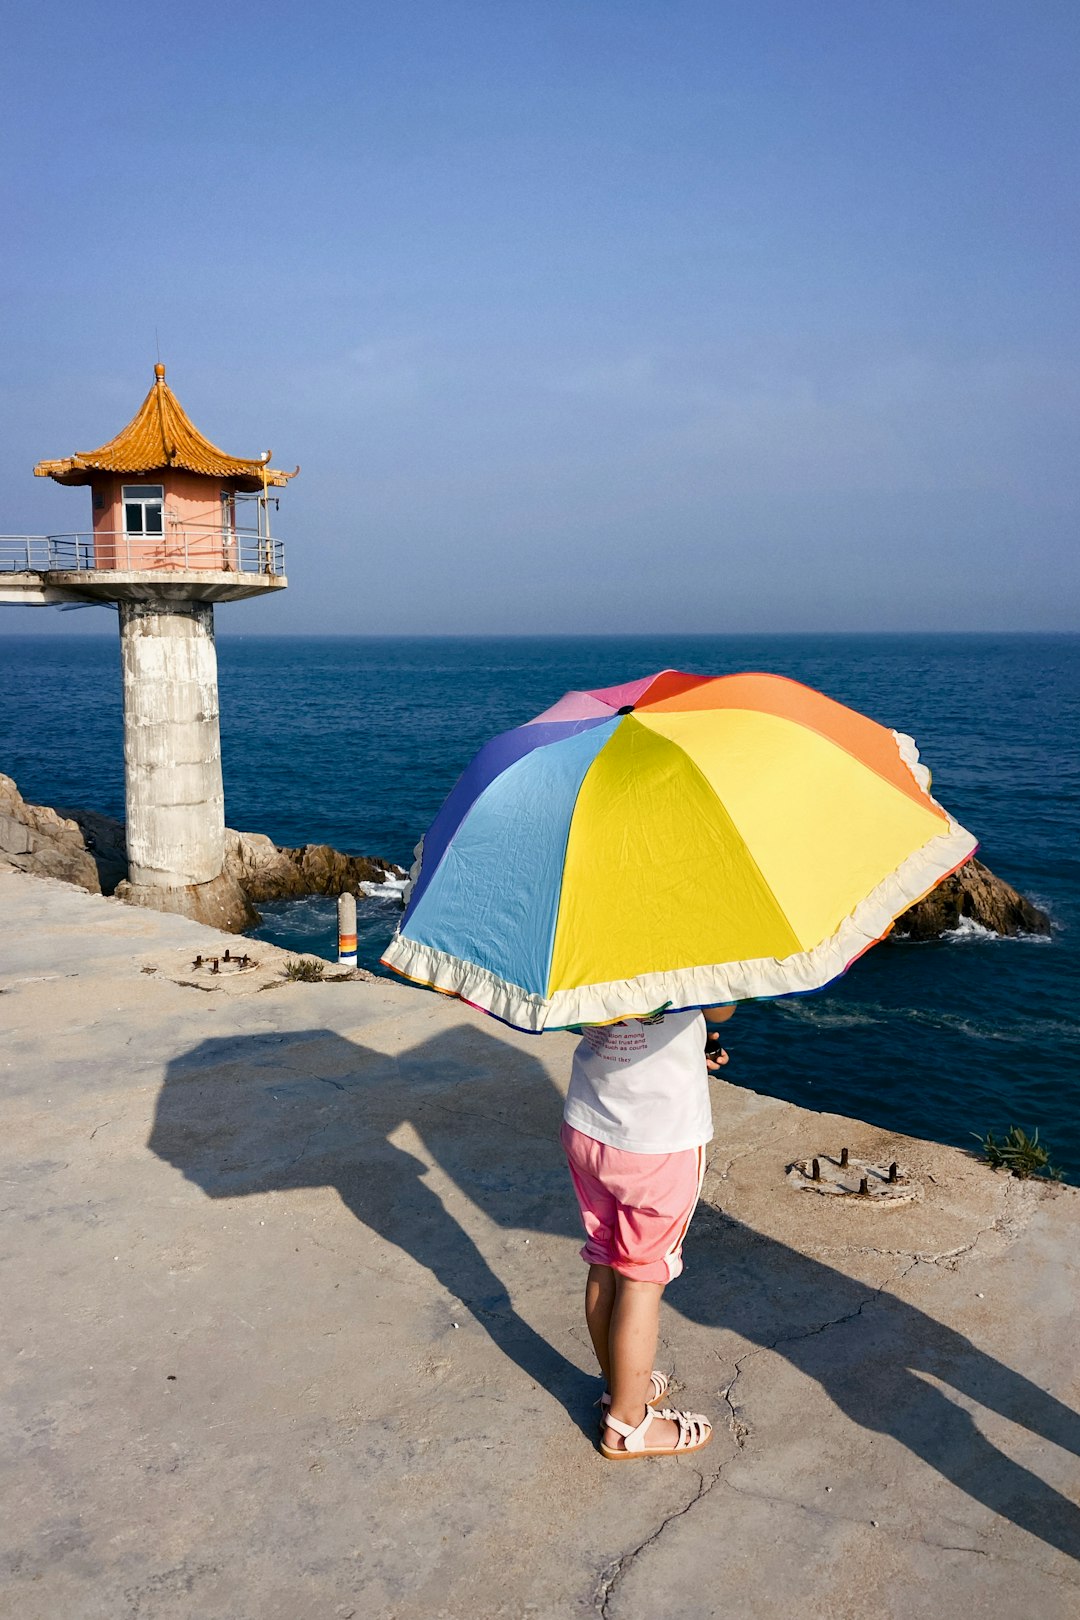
[148,1019,1080,1560]
[149,1020,592,1434]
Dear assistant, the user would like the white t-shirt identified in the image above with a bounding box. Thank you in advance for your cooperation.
[563,1009,712,1154]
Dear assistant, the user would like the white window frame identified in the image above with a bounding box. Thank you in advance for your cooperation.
[121,484,164,537]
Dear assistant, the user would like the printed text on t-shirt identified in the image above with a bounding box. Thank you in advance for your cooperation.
[581,1024,653,1065]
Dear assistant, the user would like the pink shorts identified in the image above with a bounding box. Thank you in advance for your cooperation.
[561,1122,707,1285]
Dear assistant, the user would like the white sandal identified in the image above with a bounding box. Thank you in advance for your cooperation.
[600,1404,713,1461]
[598,1369,670,1426]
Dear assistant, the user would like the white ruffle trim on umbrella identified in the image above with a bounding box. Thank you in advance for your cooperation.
[893,728,932,794]
[401,835,425,909]
[380,815,978,1034]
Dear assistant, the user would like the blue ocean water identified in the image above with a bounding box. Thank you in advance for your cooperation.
[2,632,1078,1179]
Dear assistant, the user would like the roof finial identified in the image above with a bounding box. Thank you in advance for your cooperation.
[154,362,166,381]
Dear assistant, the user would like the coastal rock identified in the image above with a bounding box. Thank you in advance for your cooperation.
[52,804,129,895]
[893,858,1051,941]
[222,828,405,902]
[0,774,101,893]
[221,829,300,901]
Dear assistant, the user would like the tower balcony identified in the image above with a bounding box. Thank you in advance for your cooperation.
[0,527,287,605]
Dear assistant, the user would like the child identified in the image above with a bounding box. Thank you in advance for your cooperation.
[561,1003,736,1459]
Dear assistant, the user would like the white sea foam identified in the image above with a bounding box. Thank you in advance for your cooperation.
[778,994,1076,1048]
[904,1003,1078,1043]
[893,913,1054,946]
[939,914,1054,944]
[359,873,408,900]
[941,915,1000,942]
[775,1002,885,1029]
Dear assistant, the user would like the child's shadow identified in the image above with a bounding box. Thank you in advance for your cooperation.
[149,1020,1080,1561]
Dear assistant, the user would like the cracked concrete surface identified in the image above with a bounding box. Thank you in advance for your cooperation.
[1,866,1078,1620]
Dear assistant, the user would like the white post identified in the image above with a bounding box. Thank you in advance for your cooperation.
[337,892,357,967]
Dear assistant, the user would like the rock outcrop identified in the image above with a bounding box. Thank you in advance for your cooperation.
[893,858,1050,940]
[0,775,101,893]
[222,829,404,903]
[51,804,130,895]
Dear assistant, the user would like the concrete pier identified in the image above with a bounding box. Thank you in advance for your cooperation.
[1,863,1077,1619]
[118,598,224,888]
[113,600,252,930]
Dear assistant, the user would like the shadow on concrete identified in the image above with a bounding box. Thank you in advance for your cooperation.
[673,1204,1080,1561]
[149,1020,1080,1561]
[149,1020,592,1435]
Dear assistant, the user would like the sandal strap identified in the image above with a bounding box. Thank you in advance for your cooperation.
[656,1407,712,1450]
[599,1371,669,1412]
[604,1408,656,1450]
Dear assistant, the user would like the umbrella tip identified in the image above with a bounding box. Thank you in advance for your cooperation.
[617,704,635,715]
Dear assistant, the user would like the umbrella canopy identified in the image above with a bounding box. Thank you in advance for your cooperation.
[381,670,977,1032]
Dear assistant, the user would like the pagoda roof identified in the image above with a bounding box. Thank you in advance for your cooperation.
[34,364,299,492]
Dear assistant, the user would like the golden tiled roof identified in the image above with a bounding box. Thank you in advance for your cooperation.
[34,364,299,492]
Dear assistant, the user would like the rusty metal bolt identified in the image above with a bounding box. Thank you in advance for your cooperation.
[811,1158,821,1181]
[840,1148,849,1168]
[858,1176,869,1196]
[889,1162,898,1183]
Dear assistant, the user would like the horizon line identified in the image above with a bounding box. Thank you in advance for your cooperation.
[3,627,1078,641]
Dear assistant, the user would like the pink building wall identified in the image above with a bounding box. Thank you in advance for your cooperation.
[88,472,250,570]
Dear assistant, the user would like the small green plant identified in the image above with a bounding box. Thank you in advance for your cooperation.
[973,1126,1063,1181]
[283,957,326,983]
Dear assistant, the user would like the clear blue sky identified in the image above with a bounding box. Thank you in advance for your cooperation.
[2,1,1077,634]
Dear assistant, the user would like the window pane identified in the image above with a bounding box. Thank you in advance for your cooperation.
[122,485,163,501]
[124,503,144,534]
[144,505,163,535]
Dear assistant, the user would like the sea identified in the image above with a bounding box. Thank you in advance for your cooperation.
[3,632,1078,1181]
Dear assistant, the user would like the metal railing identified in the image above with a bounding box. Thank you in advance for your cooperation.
[0,527,286,576]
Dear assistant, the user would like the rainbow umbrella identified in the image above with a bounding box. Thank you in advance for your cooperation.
[381,671,976,1032]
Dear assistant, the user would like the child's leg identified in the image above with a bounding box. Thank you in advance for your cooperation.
[606,1275,663,1429]
[585,1264,616,1384]
[604,1275,687,1451]
[564,1125,709,1450]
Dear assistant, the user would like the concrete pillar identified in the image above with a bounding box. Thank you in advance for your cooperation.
[118,599,225,889]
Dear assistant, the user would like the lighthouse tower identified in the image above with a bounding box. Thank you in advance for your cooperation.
[5,364,297,929]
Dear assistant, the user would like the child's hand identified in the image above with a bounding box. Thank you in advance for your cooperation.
[704,1028,729,1071]
[704,1004,734,1072]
